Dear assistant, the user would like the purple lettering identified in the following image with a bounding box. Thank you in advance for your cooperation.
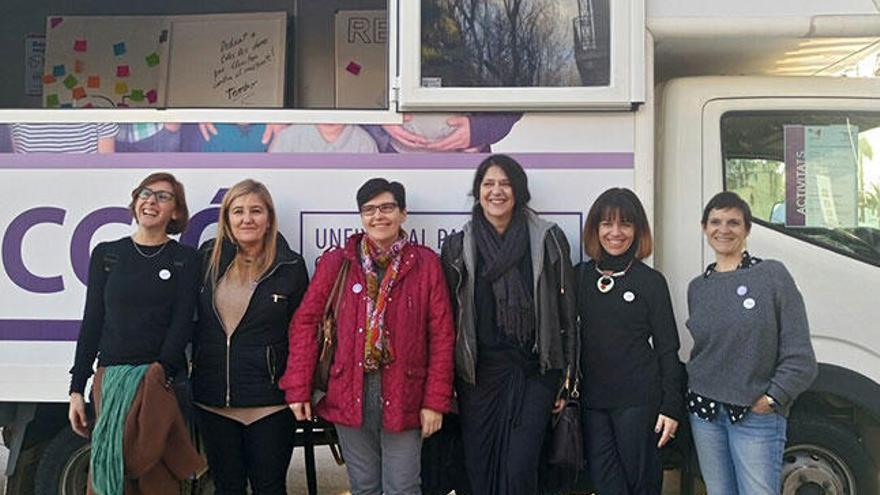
[70,207,132,285]
[2,207,66,293]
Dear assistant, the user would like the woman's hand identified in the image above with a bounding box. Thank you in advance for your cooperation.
[382,115,430,150]
[68,393,89,438]
[420,408,443,438]
[425,116,471,151]
[552,398,566,414]
[655,414,679,448]
[751,395,775,415]
[289,402,312,421]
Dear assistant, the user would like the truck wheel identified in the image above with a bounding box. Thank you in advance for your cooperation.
[34,427,90,495]
[782,414,878,495]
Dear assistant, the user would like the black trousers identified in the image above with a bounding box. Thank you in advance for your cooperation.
[583,404,663,495]
[196,407,296,495]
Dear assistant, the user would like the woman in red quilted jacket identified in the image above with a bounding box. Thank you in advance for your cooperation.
[279,178,455,495]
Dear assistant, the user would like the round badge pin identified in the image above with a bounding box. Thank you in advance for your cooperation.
[736,285,748,296]
[352,283,363,294]
[158,269,171,280]
[743,298,756,310]
[623,291,635,302]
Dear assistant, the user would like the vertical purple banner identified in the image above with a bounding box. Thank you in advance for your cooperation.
[784,125,806,227]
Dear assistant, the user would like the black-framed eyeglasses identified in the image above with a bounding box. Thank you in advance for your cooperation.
[360,202,398,216]
[137,187,175,203]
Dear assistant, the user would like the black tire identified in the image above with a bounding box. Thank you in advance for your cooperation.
[34,427,90,495]
[783,414,878,495]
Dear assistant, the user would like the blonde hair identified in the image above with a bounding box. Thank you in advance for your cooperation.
[207,179,278,284]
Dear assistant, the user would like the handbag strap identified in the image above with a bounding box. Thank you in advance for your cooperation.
[323,258,351,320]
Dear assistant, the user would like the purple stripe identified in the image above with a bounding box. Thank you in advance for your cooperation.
[0,320,80,341]
[0,152,634,169]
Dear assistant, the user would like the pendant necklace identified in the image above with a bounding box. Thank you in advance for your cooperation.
[595,260,633,294]
[132,237,169,259]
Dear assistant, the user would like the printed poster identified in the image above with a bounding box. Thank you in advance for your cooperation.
[784,124,859,228]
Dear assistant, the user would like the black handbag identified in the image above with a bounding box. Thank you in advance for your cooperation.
[546,378,583,470]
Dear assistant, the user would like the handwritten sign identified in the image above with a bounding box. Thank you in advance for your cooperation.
[165,13,285,107]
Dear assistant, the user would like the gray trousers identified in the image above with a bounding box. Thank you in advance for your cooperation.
[335,372,423,495]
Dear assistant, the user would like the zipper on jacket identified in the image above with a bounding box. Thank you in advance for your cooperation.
[450,262,474,367]
[225,335,231,406]
[267,346,277,384]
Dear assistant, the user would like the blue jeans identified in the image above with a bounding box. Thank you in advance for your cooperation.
[689,407,787,495]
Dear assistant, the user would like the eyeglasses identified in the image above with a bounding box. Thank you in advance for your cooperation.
[137,187,176,203]
[359,202,398,216]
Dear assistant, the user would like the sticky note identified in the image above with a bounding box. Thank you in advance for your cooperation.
[146,89,158,104]
[116,65,130,77]
[115,82,128,95]
[83,102,94,108]
[145,52,160,67]
[60,103,73,108]
[346,61,362,76]
[50,17,63,28]
[63,75,78,89]
[42,74,56,84]
[74,60,84,73]
[72,86,86,100]
[130,89,144,102]
[113,42,126,56]
[87,75,100,88]
[46,94,60,107]
[73,39,87,52]
[52,65,65,77]
[159,30,168,43]
[117,103,129,108]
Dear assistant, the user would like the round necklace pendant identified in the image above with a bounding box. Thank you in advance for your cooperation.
[597,275,614,293]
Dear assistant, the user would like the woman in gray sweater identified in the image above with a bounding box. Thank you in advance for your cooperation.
[686,192,817,495]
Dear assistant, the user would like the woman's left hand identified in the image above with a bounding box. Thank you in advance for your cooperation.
[552,398,566,414]
[751,395,775,415]
[420,408,443,438]
[655,414,679,448]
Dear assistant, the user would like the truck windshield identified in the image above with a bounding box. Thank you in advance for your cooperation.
[721,111,880,267]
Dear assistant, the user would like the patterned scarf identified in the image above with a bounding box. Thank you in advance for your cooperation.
[360,234,407,372]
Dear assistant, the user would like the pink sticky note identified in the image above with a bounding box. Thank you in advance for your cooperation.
[42,74,56,84]
[87,75,100,88]
[83,102,94,108]
[50,17,63,28]
[146,89,158,104]
[346,61,362,76]
[73,39,87,52]
[116,65,130,77]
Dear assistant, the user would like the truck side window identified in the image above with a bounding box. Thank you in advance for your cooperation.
[721,111,880,267]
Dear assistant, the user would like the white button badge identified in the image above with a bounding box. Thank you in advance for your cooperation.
[352,283,363,294]
[158,269,171,280]
[623,291,635,303]
[743,298,756,310]
[736,285,748,296]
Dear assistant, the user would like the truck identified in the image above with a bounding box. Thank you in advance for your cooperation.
[1,1,879,494]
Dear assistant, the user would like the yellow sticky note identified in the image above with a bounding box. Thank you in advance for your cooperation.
[115,81,128,95]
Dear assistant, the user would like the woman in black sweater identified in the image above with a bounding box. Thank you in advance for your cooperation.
[68,172,203,491]
[577,188,684,494]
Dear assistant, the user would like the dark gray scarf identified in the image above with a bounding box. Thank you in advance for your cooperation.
[473,209,535,348]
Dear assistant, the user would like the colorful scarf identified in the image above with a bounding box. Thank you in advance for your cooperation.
[91,364,149,495]
[360,234,407,372]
